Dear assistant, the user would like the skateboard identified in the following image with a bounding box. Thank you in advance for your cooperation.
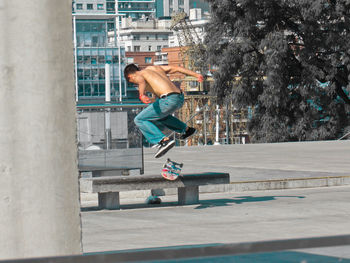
[161,158,183,180]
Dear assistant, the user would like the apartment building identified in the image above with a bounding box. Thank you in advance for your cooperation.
[115,17,172,53]
[119,0,156,19]
[73,0,156,18]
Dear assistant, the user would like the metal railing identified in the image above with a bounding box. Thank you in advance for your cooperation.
[338,131,350,140]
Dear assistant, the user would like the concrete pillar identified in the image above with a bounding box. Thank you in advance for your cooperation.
[98,192,120,210]
[214,105,220,145]
[0,0,82,260]
[184,0,190,15]
[164,0,170,16]
[178,186,199,205]
[173,0,179,13]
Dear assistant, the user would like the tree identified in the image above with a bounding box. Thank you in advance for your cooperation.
[205,0,350,142]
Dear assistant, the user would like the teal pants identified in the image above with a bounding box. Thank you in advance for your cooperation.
[134,93,187,144]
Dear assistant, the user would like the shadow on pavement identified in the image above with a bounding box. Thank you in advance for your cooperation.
[81,201,179,212]
[195,195,305,209]
[81,195,305,212]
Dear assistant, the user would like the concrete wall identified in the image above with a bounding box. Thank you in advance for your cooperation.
[0,0,82,260]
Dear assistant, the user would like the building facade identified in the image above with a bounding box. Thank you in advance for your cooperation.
[156,0,210,18]
[73,0,115,14]
[73,1,136,103]
[113,17,172,53]
[73,0,156,18]
[118,0,156,19]
[125,51,156,69]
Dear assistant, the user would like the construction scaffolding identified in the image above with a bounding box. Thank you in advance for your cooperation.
[174,92,250,146]
[170,11,207,74]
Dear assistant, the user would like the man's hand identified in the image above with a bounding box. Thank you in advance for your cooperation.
[139,94,151,104]
[197,74,204,83]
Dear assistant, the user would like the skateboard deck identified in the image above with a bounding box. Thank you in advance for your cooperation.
[161,158,183,180]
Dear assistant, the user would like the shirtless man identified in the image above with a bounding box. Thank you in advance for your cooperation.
[124,64,203,158]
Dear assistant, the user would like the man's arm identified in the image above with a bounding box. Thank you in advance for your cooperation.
[160,65,204,82]
[135,75,151,104]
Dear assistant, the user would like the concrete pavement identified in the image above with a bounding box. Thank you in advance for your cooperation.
[81,186,350,260]
[129,140,350,197]
[144,139,350,176]
[80,140,350,261]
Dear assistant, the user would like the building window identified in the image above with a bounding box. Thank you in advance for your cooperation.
[97,4,104,10]
[98,56,105,63]
[76,3,83,10]
[77,56,83,63]
[92,36,98,46]
[106,2,115,12]
[146,36,149,40]
[77,69,83,80]
[127,57,134,64]
[134,34,140,40]
[87,4,93,10]
[145,57,152,64]
[148,46,152,51]
[157,45,161,51]
[134,46,140,52]
[113,56,119,63]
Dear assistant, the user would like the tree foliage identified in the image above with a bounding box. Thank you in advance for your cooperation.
[205,0,350,142]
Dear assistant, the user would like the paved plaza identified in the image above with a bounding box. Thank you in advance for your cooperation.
[80,140,350,261]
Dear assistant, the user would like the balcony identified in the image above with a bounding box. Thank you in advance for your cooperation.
[119,8,155,12]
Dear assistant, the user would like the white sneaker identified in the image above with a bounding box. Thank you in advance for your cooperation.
[154,139,175,158]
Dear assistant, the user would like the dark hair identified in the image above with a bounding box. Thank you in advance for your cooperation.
[124,64,140,81]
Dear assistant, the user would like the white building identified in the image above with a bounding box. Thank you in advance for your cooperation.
[109,17,173,52]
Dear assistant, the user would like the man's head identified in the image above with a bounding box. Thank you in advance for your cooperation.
[124,64,140,82]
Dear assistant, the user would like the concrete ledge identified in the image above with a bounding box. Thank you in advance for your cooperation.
[199,175,350,193]
[80,173,230,209]
[81,173,230,193]
[80,175,350,204]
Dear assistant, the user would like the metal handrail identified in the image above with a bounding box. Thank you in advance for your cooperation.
[338,131,350,140]
[77,103,148,110]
